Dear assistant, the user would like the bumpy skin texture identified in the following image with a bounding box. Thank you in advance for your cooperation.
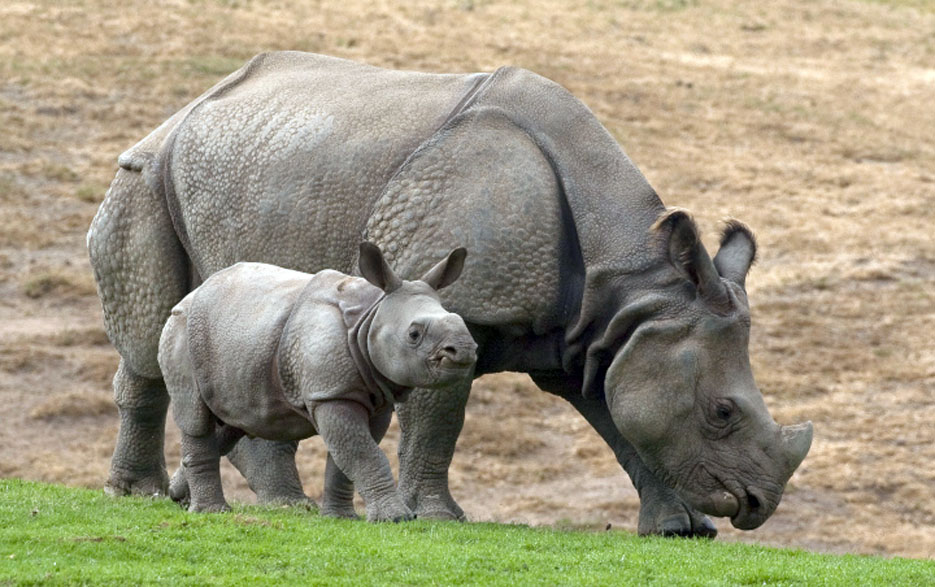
[89,52,811,536]
[158,250,476,520]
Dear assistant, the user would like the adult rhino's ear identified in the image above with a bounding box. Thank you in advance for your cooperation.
[652,209,730,312]
[358,242,403,293]
[420,247,467,291]
[713,220,757,289]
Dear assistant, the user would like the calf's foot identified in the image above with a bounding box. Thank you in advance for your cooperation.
[168,465,190,506]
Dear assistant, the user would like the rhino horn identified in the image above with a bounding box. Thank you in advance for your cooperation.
[780,421,814,474]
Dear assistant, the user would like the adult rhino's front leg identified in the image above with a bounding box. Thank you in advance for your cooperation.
[394,377,472,520]
[533,375,717,538]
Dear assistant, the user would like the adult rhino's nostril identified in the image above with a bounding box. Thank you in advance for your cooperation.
[746,490,761,512]
[442,346,458,358]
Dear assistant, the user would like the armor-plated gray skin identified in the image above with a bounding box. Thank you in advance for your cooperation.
[88,51,812,535]
[158,243,476,520]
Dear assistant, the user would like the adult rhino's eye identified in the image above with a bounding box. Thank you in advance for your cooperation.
[715,401,734,422]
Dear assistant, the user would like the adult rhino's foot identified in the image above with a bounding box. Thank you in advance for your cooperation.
[226,437,313,506]
[637,486,717,538]
[188,500,231,514]
[320,502,360,520]
[104,467,169,498]
[399,484,465,521]
[395,382,472,522]
[366,497,415,523]
[106,416,169,497]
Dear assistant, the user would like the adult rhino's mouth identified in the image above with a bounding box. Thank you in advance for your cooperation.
[695,465,740,519]
[700,489,740,519]
[694,468,777,530]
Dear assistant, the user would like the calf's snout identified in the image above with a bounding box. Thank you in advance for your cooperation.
[434,337,478,366]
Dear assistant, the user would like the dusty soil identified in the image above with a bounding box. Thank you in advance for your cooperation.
[1,0,932,560]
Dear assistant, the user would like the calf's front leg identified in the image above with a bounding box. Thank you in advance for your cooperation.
[313,400,412,522]
[321,407,393,519]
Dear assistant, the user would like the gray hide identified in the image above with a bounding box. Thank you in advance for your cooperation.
[158,243,476,520]
[88,51,811,535]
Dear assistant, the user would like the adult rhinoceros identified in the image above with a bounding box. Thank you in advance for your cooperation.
[88,51,812,536]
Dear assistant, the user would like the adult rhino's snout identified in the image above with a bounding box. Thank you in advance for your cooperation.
[727,420,813,530]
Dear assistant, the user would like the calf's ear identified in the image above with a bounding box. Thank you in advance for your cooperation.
[359,242,403,293]
[421,247,467,290]
[713,220,757,289]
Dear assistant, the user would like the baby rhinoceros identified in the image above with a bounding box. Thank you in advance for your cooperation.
[157,243,477,521]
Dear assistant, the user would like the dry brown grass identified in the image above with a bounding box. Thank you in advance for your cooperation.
[29,389,116,420]
[0,0,932,559]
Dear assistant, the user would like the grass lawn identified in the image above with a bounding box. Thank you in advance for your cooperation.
[1,479,932,585]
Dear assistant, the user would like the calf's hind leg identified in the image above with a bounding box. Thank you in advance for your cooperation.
[169,424,245,507]
[179,428,229,513]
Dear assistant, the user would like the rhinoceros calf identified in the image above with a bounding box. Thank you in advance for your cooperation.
[157,243,477,520]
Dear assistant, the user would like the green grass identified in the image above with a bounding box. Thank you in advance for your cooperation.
[1,480,932,586]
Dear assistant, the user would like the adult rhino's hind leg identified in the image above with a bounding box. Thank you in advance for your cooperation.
[88,167,190,497]
[395,378,473,521]
[534,375,717,538]
[106,362,170,497]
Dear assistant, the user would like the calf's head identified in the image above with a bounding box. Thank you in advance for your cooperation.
[358,242,477,389]
[596,211,812,530]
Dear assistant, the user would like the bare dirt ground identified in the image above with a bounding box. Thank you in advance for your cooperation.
[1,0,932,560]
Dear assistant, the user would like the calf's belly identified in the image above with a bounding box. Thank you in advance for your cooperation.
[203,388,317,441]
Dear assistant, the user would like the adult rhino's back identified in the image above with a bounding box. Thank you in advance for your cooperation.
[147,52,490,276]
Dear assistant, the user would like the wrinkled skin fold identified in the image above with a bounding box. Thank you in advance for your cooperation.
[88,51,811,535]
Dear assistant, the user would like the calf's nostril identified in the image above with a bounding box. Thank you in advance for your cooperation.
[442,346,458,358]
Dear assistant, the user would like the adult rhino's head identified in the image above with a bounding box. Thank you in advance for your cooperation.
[358,242,478,390]
[583,210,812,531]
